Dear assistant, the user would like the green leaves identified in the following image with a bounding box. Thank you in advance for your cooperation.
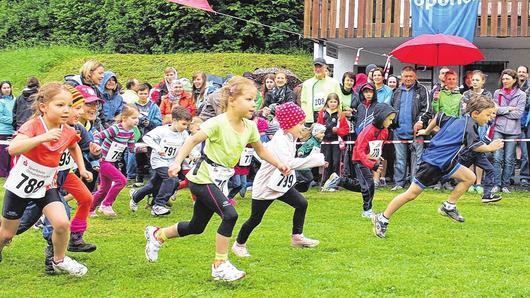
[0,0,306,53]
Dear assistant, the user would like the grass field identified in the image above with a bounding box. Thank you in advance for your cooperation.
[0,46,313,94]
[0,183,528,297]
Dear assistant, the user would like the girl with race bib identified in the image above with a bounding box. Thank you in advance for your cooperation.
[322,103,396,219]
[144,76,290,282]
[90,104,142,216]
[0,82,89,276]
[232,102,326,258]
[129,106,192,216]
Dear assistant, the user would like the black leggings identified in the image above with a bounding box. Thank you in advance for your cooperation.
[177,181,238,237]
[337,163,374,211]
[236,187,308,244]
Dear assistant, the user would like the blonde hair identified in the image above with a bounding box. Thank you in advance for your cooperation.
[80,60,104,85]
[31,82,71,118]
[119,104,139,121]
[220,76,257,113]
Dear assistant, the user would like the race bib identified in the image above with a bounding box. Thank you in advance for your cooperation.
[239,148,254,166]
[160,139,182,159]
[5,155,57,199]
[267,169,296,193]
[58,149,74,171]
[368,140,383,159]
[206,163,234,196]
[105,142,127,162]
[313,92,325,111]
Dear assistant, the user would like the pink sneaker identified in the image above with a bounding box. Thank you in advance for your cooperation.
[291,234,320,248]
[99,205,117,217]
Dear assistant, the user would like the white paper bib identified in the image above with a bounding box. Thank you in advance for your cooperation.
[267,169,296,193]
[206,162,234,196]
[239,148,254,166]
[105,142,127,162]
[5,155,57,199]
[368,140,384,159]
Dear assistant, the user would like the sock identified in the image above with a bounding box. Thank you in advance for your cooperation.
[155,229,168,243]
[443,201,456,210]
[215,252,228,262]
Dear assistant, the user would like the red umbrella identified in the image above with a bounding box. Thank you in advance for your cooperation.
[390,34,484,66]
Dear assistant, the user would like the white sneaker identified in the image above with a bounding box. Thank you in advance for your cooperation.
[89,211,98,218]
[231,242,251,258]
[99,205,117,217]
[362,209,375,218]
[291,234,320,248]
[144,226,162,262]
[321,173,340,191]
[151,205,171,216]
[211,260,246,281]
[52,256,88,277]
[129,199,138,212]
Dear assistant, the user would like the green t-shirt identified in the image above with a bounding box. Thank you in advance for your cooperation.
[186,113,260,184]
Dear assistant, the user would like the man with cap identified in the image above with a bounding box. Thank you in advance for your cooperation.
[232,102,326,258]
[300,58,341,124]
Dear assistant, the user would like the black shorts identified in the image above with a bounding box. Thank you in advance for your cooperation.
[2,189,62,220]
[413,161,461,189]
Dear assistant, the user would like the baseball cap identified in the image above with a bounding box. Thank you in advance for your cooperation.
[75,85,102,103]
[313,57,327,66]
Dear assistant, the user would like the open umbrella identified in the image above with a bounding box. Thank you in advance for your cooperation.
[251,67,302,89]
[390,34,484,66]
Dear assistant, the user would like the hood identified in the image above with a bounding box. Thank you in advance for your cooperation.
[21,86,39,98]
[372,103,396,129]
[99,71,118,91]
[358,83,378,105]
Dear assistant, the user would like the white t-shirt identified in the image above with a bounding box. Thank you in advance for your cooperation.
[143,125,189,169]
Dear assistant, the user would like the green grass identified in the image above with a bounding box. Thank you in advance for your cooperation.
[1,183,528,297]
[1,46,313,94]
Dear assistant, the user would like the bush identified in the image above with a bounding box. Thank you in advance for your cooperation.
[0,0,310,54]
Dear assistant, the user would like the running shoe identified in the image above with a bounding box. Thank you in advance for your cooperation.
[371,213,388,238]
[438,204,465,222]
[321,173,340,192]
[145,226,162,262]
[231,242,251,258]
[211,260,246,282]
[481,194,502,203]
[291,234,320,248]
[52,256,88,277]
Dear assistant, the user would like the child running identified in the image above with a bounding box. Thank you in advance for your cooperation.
[232,102,326,258]
[15,86,99,274]
[0,82,89,276]
[322,103,396,218]
[144,76,290,282]
[371,96,504,238]
[129,106,192,216]
[90,104,142,216]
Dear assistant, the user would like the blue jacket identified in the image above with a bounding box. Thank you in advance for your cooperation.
[135,100,162,135]
[98,71,124,128]
[0,95,15,135]
[422,113,483,170]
